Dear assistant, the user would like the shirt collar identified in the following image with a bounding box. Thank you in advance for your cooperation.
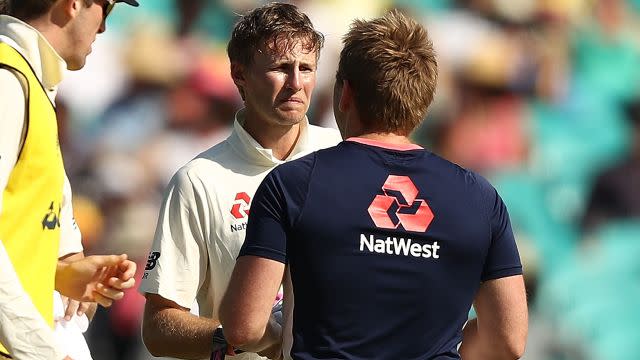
[0,15,66,100]
[228,108,312,166]
[346,137,423,150]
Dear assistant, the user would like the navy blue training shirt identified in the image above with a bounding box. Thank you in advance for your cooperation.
[240,138,522,360]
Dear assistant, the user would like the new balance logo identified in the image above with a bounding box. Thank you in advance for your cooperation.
[231,192,251,220]
[367,175,434,232]
[145,251,161,271]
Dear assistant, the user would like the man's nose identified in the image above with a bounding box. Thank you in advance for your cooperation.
[286,69,302,91]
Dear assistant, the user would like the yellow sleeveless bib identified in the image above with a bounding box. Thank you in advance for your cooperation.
[0,42,64,355]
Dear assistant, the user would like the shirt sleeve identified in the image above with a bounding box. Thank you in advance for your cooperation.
[240,156,315,264]
[0,242,63,359]
[240,171,289,263]
[138,167,209,310]
[58,174,82,258]
[478,177,523,281]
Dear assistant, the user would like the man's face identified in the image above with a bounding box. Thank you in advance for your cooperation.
[65,0,109,70]
[238,40,318,127]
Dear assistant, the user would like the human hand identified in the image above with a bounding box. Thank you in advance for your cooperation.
[258,342,282,360]
[56,254,137,307]
[257,310,283,360]
[61,296,93,321]
[271,299,283,325]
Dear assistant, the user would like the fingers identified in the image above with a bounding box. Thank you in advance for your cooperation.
[88,254,128,269]
[106,276,136,290]
[77,301,92,317]
[64,299,80,321]
[118,260,137,281]
[94,283,125,302]
[92,290,114,308]
[61,295,70,310]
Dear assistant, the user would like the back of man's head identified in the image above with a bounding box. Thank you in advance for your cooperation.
[227,2,324,67]
[4,0,57,21]
[7,0,137,22]
[336,10,438,136]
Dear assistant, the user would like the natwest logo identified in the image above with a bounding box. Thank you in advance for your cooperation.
[231,192,251,219]
[367,175,434,232]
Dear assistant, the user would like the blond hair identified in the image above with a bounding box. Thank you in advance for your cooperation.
[336,10,438,135]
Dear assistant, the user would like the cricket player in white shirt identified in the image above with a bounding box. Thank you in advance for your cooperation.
[139,3,341,360]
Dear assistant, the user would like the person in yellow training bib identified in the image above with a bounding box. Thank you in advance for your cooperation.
[0,0,138,359]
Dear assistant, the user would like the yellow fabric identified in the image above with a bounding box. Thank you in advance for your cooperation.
[0,42,63,355]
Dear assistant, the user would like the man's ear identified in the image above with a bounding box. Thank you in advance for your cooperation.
[52,0,81,22]
[338,80,353,113]
[230,62,246,86]
[230,62,246,100]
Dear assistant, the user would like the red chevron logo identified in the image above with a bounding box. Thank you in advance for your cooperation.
[367,175,434,232]
[231,192,251,219]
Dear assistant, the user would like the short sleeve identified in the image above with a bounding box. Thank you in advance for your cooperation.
[58,174,82,257]
[478,178,523,281]
[240,155,315,264]
[138,168,209,309]
[239,170,289,264]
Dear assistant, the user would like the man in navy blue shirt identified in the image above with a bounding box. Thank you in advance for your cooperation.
[220,10,528,360]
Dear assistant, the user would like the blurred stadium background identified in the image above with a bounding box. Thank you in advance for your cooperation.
[57,0,640,359]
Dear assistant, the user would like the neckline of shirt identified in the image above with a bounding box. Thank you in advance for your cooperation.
[229,108,311,166]
[0,15,66,98]
[346,137,423,151]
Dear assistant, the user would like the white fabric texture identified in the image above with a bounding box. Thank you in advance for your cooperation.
[53,291,92,360]
[139,109,341,360]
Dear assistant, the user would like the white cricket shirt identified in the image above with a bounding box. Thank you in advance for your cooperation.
[139,109,341,360]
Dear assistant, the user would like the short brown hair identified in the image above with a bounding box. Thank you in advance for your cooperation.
[336,10,438,135]
[8,0,93,21]
[0,0,9,15]
[227,2,324,66]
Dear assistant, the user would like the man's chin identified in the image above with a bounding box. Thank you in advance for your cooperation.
[66,61,86,71]
[66,53,89,71]
[274,109,306,125]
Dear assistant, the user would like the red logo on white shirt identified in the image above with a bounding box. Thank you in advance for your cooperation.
[231,192,251,219]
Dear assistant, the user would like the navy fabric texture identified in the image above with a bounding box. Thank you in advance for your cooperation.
[240,141,522,360]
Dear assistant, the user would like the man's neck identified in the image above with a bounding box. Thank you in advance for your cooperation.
[352,132,413,145]
[27,17,59,50]
[242,115,302,161]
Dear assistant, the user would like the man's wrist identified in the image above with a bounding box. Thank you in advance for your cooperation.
[54,260,71,293]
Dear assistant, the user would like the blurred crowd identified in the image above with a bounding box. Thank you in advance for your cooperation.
[55,0,640,359]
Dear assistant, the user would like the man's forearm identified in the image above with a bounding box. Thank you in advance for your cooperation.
[236,316,282,354]
[142,305,220,359]
[459,318,482,359]
[459,317,522,360]
[0,242,62,359]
